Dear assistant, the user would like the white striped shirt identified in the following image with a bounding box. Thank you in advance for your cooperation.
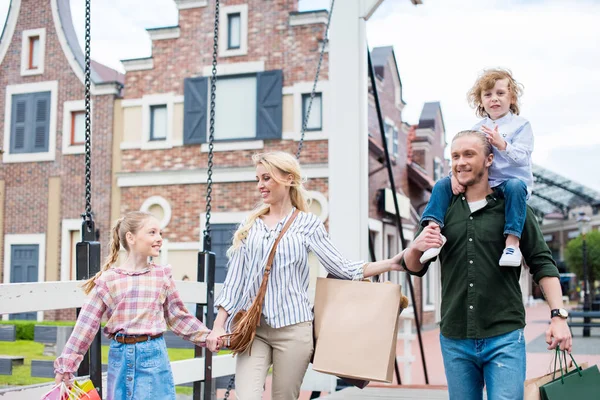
[215,209,365,329]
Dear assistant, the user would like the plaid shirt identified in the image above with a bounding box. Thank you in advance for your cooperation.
[54,264,210,374]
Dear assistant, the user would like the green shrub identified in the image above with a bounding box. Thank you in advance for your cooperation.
[0,320,77,340]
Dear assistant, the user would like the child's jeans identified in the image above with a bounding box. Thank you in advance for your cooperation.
[421,176,528,239]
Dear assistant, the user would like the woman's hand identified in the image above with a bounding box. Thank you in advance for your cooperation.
[206,326,226,352]
[390,250,406,271]
[54,372,73,385]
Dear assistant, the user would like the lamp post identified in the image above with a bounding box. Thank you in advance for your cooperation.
[576,212,592,337]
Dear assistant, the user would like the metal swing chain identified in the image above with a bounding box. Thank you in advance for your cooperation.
[82,0,93,226]
[296,0,335,160]
[204,0,220,249]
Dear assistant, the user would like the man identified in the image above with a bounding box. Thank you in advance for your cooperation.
[403,130,572,400]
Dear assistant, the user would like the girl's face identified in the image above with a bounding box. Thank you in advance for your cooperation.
[256,164,291,206]
[127,217,163,258]
[481,78,514,120]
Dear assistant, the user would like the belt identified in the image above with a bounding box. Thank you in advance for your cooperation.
[112,333,163,344]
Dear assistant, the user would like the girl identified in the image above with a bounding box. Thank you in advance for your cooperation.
[205,151,406,400]
[54,211,218,400]
[420,68,533,268]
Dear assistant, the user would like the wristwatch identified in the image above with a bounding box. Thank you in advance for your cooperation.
[550,308,568,319]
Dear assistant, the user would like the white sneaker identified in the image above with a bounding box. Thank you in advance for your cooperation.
[499,246,522,267]
[419,235,447,264]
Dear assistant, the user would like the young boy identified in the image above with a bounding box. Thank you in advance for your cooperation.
[420,68,534,267]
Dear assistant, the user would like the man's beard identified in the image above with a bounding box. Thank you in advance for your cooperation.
[457,164,487,187]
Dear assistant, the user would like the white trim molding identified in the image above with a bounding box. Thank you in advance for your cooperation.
[199,212,248,248]
[174,0,208,9]
[219,4,249,58]
[140,196,173,229]
[20,28,46,76]
[415,127,435,142]
[3,81,59,163]
[147,26,181,41]
[122,58,154,72]
[3,234,46,321]
[62,99,90,155]
[200,140,264,153]
[281,81,330,142]
[202,61,264,77]
[117,164,329,187]
[0,0,20,66]
[60,219,81,281]
[308,191,329,222]
[141,93,176,150]
[289,10,329,27]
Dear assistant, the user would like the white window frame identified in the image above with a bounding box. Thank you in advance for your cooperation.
[21,28,46,76]
[62,100,93,155]
[140,196,172,229]
[199,211,249,251]
[141,94,176,150]
[60,219,81,281]
[219,4,248,58]
[3,81,58,163]
[3,234,46,321]
[282,81,330,142]
[384,117,397,158]
[308,191,329,222]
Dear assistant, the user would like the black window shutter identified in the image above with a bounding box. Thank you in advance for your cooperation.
[32,92,51,152]
[183,77,208,145]
[10,95,28,153]
[256,70,283,140]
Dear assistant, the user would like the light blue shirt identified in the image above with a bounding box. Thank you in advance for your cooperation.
[214,209,365,330]
[472,112,534,193]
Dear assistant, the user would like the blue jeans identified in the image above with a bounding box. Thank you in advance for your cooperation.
[421,177,527,238]
[107,336,176,400]
[440,329,526,400]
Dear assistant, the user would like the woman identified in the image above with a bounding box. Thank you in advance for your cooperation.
[206,151,404,400]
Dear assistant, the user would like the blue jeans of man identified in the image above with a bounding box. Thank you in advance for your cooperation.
[421,176,528,238]
[440,329,526,400]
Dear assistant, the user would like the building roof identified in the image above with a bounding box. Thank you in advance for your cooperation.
[529,164,600,217]
[57,0,124,85]
[371,46,405,105]
[418,101,446,133]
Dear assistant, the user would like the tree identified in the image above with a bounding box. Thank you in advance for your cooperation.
[564,230,600,294]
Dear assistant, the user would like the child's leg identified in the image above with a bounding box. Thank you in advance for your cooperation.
[421,176,453,228]
[497,178,528,267]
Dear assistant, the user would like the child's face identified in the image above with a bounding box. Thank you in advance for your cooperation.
[481,78,513,120]
[128,217,163,259]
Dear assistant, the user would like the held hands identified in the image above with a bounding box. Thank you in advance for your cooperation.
[412,225,444,254]
[450,174,465,195]
[546,318,573,353]
[206,326,226,353]
[481,125,507,151]
[390,249,407,271]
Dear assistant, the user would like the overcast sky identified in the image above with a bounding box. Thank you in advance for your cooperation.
[1,0,598,191]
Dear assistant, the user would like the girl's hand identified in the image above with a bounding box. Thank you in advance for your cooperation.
[450,174,465,195]
[54,372,73,385]
[390,250,406,271]
[206,326,226,352]
[481,125,507,151]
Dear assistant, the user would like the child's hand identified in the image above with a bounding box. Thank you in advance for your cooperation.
[481,125,507,151]
[54,372,73,385]
[450,174,465,195]
[206,326,226,352]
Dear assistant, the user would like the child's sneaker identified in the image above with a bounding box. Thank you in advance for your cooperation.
[419,235,447,264]
[499,246,522,267]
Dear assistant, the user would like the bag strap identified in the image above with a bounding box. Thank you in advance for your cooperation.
[264,209,300,273]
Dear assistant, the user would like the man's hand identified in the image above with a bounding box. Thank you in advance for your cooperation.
[481,125,507,151]
[546,318,573,353]
[450,174,465,195]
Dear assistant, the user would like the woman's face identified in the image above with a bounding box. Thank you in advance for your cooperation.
[256,164,291,205]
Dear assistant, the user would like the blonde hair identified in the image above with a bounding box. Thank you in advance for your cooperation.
[467,68,524,118]
[452,130,493,157]
[81,211,154,294]
[227,151,309,256]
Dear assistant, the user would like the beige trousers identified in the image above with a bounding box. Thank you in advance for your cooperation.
[234,317,314,400]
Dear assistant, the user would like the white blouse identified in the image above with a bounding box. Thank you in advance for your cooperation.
[214,209,364,329]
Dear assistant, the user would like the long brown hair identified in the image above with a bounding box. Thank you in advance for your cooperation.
[81,211,154,294]
[467,68,524,118]
[227,151,309,256]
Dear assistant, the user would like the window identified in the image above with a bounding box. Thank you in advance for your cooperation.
[29,36,40,70]
[71,111,85,145]
[9,92,51,154]
[213,77,256,140]
[384,122,394,155]
[21,28,46,76]
[228,13,241,49]
[433,157,444,181]
[150,105,168,141]
[393,127,399,158]
[302,93,322,131]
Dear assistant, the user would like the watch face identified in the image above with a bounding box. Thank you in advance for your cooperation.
[559,309,568,318]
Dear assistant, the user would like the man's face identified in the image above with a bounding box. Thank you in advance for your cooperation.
[451,135,493,187]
